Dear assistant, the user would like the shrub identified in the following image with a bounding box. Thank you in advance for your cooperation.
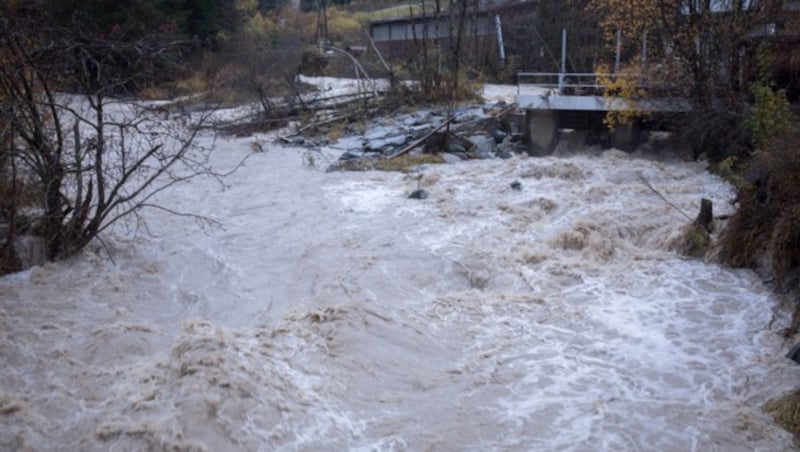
[0,8,218,265]
[746,81,793,150]
[720,122,800,334]
[596,63,647,132]
[764,391,800,445]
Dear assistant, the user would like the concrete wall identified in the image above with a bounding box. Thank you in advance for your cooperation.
[525,109,559,155]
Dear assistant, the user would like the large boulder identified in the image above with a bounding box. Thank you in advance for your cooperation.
[468,135,497,158]
[440,153,464,164]
[364,135,409,154]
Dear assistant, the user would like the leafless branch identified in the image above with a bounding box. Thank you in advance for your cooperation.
[637,171,693,221]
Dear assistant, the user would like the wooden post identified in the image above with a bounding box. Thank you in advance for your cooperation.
[695,198,713,232]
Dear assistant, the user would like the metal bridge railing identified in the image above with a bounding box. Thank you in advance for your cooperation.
[516,72,645,96]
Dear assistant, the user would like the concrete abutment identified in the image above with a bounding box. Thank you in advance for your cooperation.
[525,109,559,155]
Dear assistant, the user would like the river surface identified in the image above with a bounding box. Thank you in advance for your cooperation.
[2,105,800,450]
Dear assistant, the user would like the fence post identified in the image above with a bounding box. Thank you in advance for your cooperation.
[559,28,567,93]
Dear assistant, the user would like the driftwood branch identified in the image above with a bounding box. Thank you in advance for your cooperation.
[388,117,456,160]
[491,103,518,120]
[637,171,693,222]
[322,46,379,98]
[296,113,351,134]
[363,27,394,85]
[293,103,383,136]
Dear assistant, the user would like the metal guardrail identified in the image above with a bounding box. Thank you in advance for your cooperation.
[516,72,645,95]
[516,72,692,113]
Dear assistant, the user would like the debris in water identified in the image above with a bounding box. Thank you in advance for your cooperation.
[408,189,428,200]
[0,396,23,415]
[786,343,800,363]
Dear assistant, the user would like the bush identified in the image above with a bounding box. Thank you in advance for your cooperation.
[764,390,800,445]
[746,81,793,150]
[720,122,800,334]
[0,7,217,268]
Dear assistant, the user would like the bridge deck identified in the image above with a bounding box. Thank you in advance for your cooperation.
[516,72,691,113]
[517,93,691,112]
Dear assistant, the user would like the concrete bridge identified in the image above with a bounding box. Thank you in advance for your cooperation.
[516,71,692,153]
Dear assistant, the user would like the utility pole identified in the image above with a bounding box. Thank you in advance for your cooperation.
[559,28,566,93]
[316,0,329,52]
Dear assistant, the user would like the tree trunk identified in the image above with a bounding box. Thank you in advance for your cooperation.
[695,198,713,232]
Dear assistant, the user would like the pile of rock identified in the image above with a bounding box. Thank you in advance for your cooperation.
[283,101,530,171]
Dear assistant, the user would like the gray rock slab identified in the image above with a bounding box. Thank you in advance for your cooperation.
[339,151,362,160]
[363,126,401,141]
[447,143,467,154]
[441,152,464,164]
[365,135,409,152]
[469,135,497,154]
[405,124,434,138]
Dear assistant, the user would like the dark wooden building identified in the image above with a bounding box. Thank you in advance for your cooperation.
[368,1,541,75]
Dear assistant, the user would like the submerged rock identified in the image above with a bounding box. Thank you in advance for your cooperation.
[440,153,464,164]
[492,129,508,144]
[496,149,513,159]
[364,135,409,154]
[408,189,429,200]
[447,143,467,154]
[787,343,800,363]
[468,135,496,155]
[339,151,361,161]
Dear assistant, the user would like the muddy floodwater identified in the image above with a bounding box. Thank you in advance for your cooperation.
[2,122,800,450]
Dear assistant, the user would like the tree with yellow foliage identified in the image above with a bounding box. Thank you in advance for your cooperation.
[592,0,783,105]
[589,0,785,155]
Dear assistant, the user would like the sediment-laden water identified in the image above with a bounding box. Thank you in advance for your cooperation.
[2,121,800,450]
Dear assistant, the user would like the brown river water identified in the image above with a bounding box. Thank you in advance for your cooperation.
[2,91,800,450]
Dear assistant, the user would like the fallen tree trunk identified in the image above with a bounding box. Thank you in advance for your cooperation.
[388,117,455,160]
[492,103,518,120]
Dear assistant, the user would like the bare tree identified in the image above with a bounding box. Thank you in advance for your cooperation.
[589,0,786,156]
[405,0,481,100]
[0,6,221,266]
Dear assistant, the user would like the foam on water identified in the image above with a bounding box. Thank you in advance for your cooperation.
[1,127,799,450]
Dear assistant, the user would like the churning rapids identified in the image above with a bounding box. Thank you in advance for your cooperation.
[2,92,800,451]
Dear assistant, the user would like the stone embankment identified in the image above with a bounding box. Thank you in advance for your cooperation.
[281,102,529,171]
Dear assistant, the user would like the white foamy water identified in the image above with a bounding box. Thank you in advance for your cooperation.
[2,125,800,451]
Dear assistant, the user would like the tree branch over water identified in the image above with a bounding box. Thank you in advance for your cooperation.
[0,3,227,264]
[637,171,693,222]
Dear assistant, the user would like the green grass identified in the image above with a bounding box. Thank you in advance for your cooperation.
[679,224,711,258]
